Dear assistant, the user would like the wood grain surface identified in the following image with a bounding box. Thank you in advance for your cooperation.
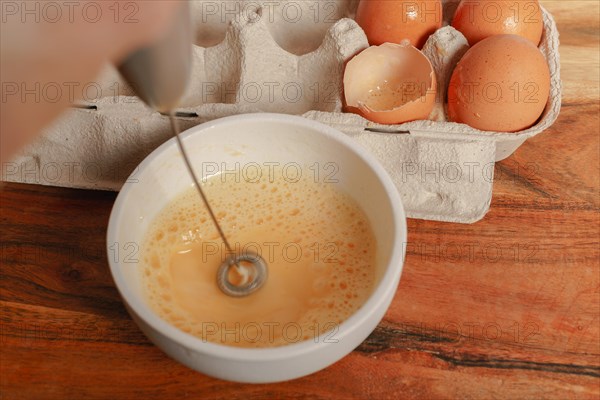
[1,1,599,399]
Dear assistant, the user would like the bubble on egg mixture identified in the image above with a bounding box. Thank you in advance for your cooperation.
[140,165,377,347]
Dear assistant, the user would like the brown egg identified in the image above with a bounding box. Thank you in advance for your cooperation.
[343,42,437,125]
[355,0,443,49]
[451,0,543,46]
[447,34,550,132]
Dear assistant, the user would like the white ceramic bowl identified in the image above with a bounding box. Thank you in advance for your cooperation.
[107,113,407,383]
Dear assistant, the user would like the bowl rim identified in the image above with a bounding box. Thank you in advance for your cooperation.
[107,112,407,361]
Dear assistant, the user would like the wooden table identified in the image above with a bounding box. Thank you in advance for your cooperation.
[1,1,598,398]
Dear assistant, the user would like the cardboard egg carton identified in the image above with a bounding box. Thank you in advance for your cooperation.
[4,0,561,223]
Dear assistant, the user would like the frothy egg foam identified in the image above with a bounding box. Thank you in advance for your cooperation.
[141,165,377,347]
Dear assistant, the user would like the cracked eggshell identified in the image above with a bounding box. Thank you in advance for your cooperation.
[343,42,437,125]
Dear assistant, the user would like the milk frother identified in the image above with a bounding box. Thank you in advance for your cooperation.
[117,1,267,297]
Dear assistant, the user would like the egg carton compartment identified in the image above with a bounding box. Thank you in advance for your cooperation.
[3,1,561,223]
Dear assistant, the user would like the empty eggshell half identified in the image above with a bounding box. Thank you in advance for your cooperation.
[343,42,437,124]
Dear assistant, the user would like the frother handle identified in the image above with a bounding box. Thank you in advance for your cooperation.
[117,1,192,113]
